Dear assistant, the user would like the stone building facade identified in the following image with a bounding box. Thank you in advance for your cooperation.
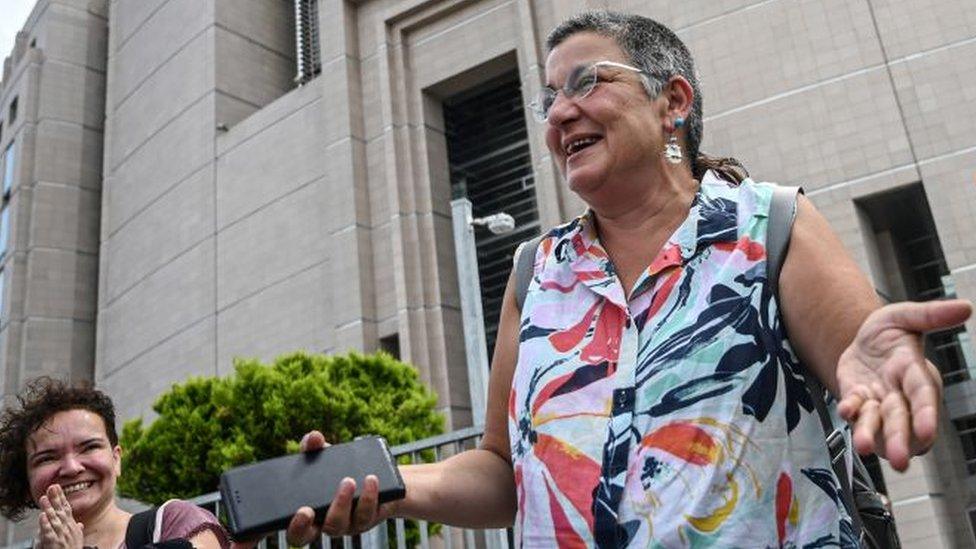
[2,0,976,546]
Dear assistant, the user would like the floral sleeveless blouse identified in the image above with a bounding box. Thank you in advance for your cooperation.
[508,173,857,547]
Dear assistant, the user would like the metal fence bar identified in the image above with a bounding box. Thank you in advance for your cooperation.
[395,518,407,549]
[419,519,430,549]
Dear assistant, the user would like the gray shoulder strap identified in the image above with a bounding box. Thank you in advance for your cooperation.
[514,235,543,312]
[766,185,863,535]
[766,185,801,297]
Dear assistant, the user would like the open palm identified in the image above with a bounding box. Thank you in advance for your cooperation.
[836,299,972,471]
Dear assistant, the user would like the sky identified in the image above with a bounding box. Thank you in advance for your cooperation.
[0,0,37,68]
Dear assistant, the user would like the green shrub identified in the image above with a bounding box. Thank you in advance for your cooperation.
[118,351,445,506]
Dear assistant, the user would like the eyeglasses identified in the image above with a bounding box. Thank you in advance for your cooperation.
[529,61,653,123]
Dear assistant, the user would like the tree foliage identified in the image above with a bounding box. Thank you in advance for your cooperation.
[118,351,445,503]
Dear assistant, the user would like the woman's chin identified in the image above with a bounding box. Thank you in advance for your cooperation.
[566,169,603,196]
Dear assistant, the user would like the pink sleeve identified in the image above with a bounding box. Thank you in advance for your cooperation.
[158,500,230,549]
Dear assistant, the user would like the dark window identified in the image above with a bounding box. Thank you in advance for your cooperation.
[954,416,976,475]
[379,334,401,360]
[7,97,17,123]
[857,183,970,384]
[444,71,540,357]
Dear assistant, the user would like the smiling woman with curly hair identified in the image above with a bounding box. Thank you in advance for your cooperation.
[0,377,229,549]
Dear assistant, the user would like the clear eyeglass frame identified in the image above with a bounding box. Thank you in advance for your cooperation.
[528,60,652,123]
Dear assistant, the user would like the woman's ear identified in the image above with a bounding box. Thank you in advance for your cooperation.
[664,75,694,121]
[114,445,122,476]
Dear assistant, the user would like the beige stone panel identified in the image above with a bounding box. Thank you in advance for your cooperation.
[366,136,391,225]
[103,166,213,303]
[38,2,108,72]
[319,0,357,62]
[421,114,451,220]
[0,322,23,396]
[216,261,332,375]
[406,0,518,93]
[29,182,100,253]
[683,0,883,116]
[431,210,460,310]
[537,0,607,38]
[892,496,961,549]
[326,225,375,327]
[111,0,211,103]
[320,54,365,146]
[889,40,976,162]
[215,0,295,58]
[111,28,212,163]
[439,304,468,393]
[702,67,912,191]
[98,317,216,424]
[320,137,370,233]
[105,95,214,233]
[215,96,324,228]
[216,179,328,310]
[99,237,215,374]
[360,54,383,141]
[32,120,102,190]
[871,0,976,60]
[214,26,295,112]
[333,320,376,356]
[36,59,106,129]
[805,163,921,277]
[370,222,397,326]
[391,212,425,310]
[215,77,320,154]
[353,0,384,61]
[111,0,168,49]
[215,91,260,130]
[24,249,97,320]
[20,318,94,382]
[2,254,28,333]
[920,149,976,270]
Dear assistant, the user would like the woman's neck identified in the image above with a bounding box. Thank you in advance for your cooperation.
[79,504,131,549]
[591,165,698,237]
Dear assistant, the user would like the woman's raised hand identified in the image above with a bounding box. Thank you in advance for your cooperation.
[35,485,84,549]
[836,299,973,471]
[284,431,398,545]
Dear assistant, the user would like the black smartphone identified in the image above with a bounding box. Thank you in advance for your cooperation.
[218,435,406,538]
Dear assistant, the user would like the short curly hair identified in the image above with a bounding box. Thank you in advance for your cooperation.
[0,377,118,520]
[546,11,705,170]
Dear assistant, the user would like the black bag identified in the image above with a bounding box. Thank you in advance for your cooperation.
[511,170,901,548]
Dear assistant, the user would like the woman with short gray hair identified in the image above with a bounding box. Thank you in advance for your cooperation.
[284,11,971,547]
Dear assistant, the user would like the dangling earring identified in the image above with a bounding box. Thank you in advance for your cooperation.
[664,117,684,164]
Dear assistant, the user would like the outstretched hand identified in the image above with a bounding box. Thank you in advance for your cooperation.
[836,299,972,471]
[36,485,83,549]
[284,431,396,545]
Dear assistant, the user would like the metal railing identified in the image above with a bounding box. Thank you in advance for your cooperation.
[1,427,509,549]
[188,426,511,549]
